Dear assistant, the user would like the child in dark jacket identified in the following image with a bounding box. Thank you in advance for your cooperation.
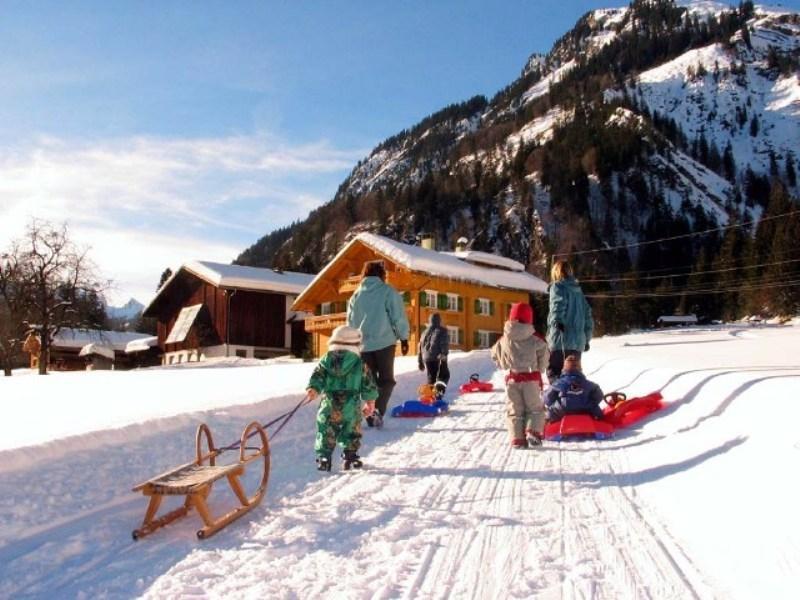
[418,312,450,396]
[544,354,604,421]
[490,302,549,449]
[307,326,378,471]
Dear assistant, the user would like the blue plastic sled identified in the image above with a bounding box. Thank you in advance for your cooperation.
[391,399,449,418]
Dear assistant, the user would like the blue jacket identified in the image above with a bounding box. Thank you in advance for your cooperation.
[547,277,593,351]
[544,371,604,419]
[347,276,410,353]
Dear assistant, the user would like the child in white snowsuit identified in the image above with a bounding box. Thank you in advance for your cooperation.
[491,302,550,448]
[307,326,378,471]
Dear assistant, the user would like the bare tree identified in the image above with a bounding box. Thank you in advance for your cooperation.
[0,240,33,375]
[2,220,107,375]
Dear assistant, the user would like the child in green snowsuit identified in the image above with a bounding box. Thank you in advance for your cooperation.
[306,325,379,471]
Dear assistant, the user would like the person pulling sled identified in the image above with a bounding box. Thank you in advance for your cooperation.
[418,312,450,400]
[306,326,378,471]
[491,302,549,449]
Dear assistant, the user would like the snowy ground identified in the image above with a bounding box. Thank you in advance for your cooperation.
[1,322,799,599]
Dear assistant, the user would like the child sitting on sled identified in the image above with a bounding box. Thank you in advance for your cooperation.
[544,354,604,422]
[490,302,549,449]
[306,325,379,471]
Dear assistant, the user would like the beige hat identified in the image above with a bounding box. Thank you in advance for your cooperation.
[329,325,363,354]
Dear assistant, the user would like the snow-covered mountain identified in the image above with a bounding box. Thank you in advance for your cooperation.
[106,298,144,321]
[237,0,800,324]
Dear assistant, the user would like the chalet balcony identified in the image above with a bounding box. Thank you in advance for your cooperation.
[304,312,346,333]
[338,271,415,295]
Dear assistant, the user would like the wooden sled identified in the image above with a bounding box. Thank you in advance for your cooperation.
[132,421,270,540]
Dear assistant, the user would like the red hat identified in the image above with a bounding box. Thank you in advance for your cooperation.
[509,302,533,324]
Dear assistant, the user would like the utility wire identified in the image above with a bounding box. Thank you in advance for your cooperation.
[552,208,800,259]
[585,278,800,299]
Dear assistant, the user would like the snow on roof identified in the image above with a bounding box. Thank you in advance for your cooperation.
[308,233,547,294]
[78,344,115,360]
[125,336,158,354]
[165,304,202,345]
[52,329,154,352]
[185,261,314,295]
[443,250,525,272]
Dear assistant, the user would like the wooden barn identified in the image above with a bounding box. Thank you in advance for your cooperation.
[143,261,314,365]
[291,233,548,357]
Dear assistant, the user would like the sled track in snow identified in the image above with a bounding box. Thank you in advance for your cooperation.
[140,388,715,599]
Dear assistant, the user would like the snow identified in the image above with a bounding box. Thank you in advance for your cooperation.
[186,261,314,295]
[505,107,565,151]
[443,250,525,272]
[522,60,576,106]
[1,322,799,598]
[78,344,115,361]
[124,336,158,354]
[52,328,155,352]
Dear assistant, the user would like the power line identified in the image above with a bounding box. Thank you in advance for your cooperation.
[552,208,800,259]
[585,278,800,299]
[579,256,800,284]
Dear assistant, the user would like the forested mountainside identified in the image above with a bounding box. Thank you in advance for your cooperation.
[237,0,800,333]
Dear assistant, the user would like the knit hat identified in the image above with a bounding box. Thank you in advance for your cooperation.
[563,354,581,372]
[328,325,362,354]
[509,302,534,324]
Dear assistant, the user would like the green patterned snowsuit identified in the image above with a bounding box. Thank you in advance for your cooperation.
[308,350,378,459]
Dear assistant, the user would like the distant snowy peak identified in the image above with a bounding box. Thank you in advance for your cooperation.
[106,298,144,321]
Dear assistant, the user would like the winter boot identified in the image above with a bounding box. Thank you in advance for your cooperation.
[368,411,384,429]
[342,451,363,470]
[526,430,543,448]
[316,455,332,472]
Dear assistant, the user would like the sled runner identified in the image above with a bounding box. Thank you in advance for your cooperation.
[132,421,270,540]
[544,391,664,441]
[459,373,494,393]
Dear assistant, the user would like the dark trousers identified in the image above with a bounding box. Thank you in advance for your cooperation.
[361,345,396,416]
[547,349,582,381]
[424,359,450,386]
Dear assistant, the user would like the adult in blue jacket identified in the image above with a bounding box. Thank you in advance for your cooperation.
[546,259,593,380]
[544,354,604,421]
[347,261,410,425]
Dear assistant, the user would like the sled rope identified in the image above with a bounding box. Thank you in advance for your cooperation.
[217,393,315,454]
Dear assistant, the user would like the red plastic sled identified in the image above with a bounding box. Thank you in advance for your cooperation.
[544,391,664,441]
[459,373,494,393]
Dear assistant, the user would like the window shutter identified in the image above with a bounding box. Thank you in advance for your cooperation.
[458,328,463,345]
[457,296,463,312]
[419,291,427,307]
[473,330,480,346]
[474,299,481,314]
[314,304,321,316]
[489,301,495,316]
[403,291,410,304]
[437,293,447,309]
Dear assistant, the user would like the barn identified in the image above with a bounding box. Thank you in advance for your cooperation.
[291,233,548,357]
[143,261,314,365]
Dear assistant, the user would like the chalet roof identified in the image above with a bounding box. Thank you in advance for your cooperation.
[144,261,315,317]
[52,329,154,352]
[78,343,116,360]
[125,336,158,354]
[296,233,547,308]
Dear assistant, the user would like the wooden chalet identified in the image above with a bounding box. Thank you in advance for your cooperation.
[25,329,159,371]
[292,233,548,357]
[143,261,314,365]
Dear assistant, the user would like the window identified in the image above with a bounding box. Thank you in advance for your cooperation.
[424,290,437,308]
[447,326,461,346]
[320,302,332,315]
[235,349,247,358]
[475,297,494,316]
[446,294,459,312]
[474,330,500,349]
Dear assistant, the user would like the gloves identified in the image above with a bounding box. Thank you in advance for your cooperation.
[401,340,409,355]
[584,342,590,352]
[557,322,565,332]
[306,388,318,401]
[418,359,424,371]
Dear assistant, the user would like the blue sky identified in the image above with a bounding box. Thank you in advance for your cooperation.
[1,0,798,304]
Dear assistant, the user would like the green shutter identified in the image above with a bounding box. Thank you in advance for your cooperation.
[489,301,495,316]
[474,299,481,314]
[457,297,463,312]
[403,291,411,304]
[473,331,480,346]
[419,291,427,307]
[457,328,463,345]
[314,304,322,316]
[437,293,447,310]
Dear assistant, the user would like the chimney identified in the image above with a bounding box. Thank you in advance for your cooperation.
[419,233,435,250]
[455,237,469,252]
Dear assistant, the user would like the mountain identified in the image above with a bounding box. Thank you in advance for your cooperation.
[106,298,144,321]
[237,0,800,330]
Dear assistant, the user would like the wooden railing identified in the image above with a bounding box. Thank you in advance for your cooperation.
[304,313,346,333]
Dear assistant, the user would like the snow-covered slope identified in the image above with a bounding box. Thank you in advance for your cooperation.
[1,322,799,598]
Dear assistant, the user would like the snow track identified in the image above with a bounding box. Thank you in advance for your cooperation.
[142,389,711,600]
